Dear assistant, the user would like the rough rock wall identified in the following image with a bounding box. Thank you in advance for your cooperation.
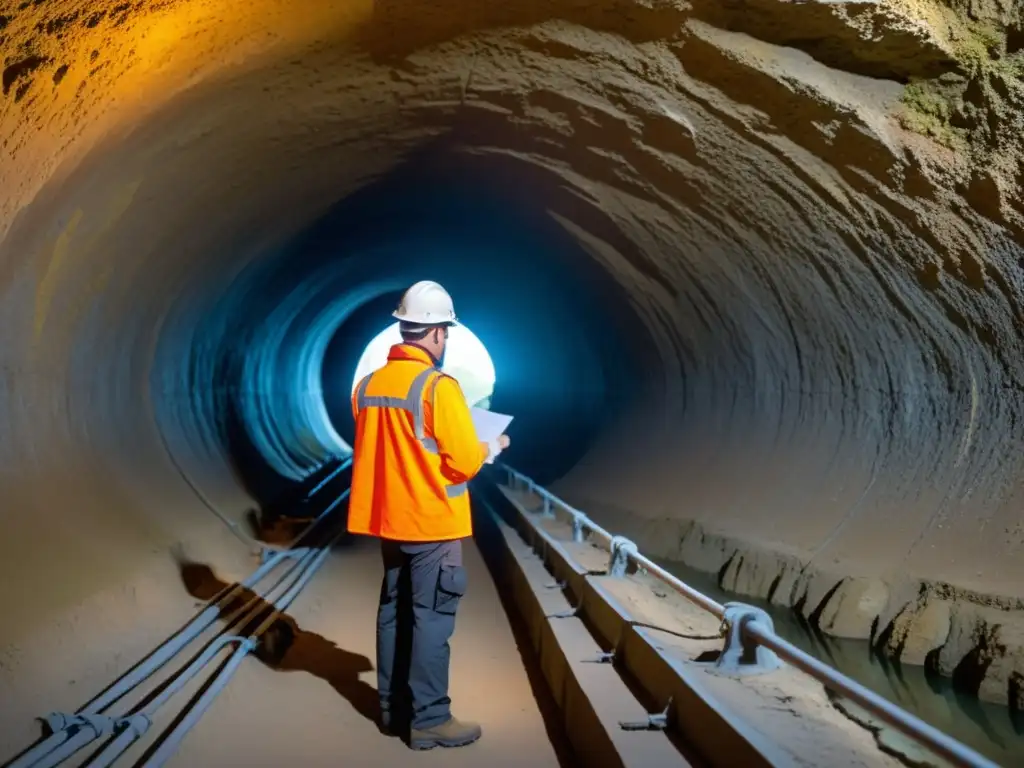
[2,0,1024,719]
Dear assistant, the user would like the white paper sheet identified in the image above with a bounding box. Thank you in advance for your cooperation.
[470,407,513,443]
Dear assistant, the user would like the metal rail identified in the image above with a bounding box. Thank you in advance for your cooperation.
[498,464,1000,768]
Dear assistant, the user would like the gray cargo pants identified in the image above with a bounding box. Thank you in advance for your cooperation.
[376,538,466,731]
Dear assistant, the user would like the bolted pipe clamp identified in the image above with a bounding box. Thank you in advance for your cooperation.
[711,602,783,675]
[237,636,260,653]
[43,712,76,733]
[44,712,117,737]
[262,546,308,565]
[571,514,589,543]
[540,496,554,518]
[608,536,638,577]
[116,713,152,738]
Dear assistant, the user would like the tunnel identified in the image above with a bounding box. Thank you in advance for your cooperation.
[2,0,1024,765]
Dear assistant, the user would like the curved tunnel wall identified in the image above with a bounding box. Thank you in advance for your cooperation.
[2,0,1024,732]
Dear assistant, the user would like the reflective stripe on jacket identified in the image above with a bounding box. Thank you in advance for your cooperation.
[347,343,489,541]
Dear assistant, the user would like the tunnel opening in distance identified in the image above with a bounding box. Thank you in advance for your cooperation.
[349,321,497,410]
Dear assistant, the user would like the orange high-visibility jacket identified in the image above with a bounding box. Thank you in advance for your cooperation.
[347,343,489,541]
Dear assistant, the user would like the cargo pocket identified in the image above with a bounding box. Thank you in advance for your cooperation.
[434,564,467,615]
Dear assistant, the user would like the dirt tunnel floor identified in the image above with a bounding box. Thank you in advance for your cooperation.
[166,535,572,768]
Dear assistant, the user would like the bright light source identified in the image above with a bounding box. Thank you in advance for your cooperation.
[351,322,496,407]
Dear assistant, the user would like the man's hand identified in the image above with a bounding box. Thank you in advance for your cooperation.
[484,434,510,465]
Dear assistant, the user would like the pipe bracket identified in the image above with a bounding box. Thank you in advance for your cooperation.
[44,712,116,737]
[571,514,589,543]
[223,635,259,651]
[259,547,276,565]
[540,496,554,518]
[117,713,152,738]
[609,536,637,577]
[619,698,672,731]
[546,607,578,620]
[710,602,783,675]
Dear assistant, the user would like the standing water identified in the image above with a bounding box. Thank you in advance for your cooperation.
[657,559,1024,767]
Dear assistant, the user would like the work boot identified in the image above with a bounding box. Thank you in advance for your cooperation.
[409,717,482,750]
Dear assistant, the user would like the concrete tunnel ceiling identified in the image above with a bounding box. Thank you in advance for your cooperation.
[2,0,1024,725]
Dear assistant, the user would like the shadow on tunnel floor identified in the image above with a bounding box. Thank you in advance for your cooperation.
[172,555,380,729]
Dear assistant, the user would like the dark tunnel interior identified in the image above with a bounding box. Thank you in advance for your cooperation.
[206,149,652,512]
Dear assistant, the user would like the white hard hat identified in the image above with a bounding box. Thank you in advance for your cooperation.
[393,280,458,326]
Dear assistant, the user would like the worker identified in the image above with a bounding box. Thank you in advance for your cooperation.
[348,280,510,751]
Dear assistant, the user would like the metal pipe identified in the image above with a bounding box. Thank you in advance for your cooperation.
[143,535,340,767]
[316,488,351,520]
[259,487,350,554]
[143,642,255,768]
[147,550,319,714]
[80,471,342,714]
[502,466,614,543]
[75,549,322,768]
[5,731,71,768]
[85,728,137,768]
[631,552,726,620]
[497,464,999,768]
[8,473,347,768]
[746,625,999,768]
[305,458,351,498]
[30,729,98,768]
[80,466,344,715]
[82,547,303,716]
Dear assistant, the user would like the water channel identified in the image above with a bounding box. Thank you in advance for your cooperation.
[658,560,1024,767]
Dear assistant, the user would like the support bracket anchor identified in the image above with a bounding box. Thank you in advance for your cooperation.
[708,602,783,676]
[619,698,672,731]
[608,536,637,577]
